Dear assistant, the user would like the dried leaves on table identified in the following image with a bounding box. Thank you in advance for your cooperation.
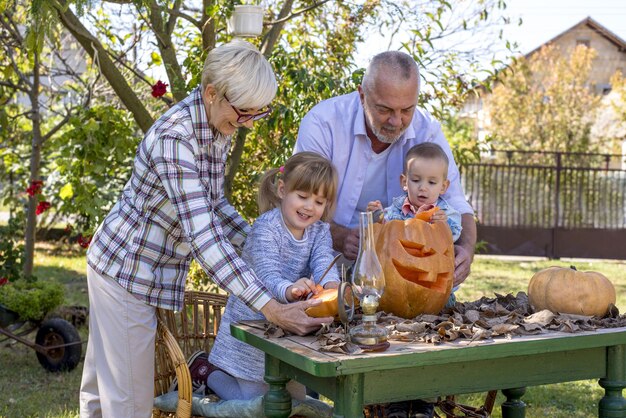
[315,292,626,354]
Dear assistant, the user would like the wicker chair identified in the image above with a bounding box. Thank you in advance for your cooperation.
[153,291,228,418]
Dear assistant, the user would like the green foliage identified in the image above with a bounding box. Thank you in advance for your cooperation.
[185,261,221,293]
[442,115,484,166]
[49,106,139,234]
[0,216,25,281]
[489,45,601,153]
[230,3,376,219]
[0,278,64,321]
[13,0,516,234]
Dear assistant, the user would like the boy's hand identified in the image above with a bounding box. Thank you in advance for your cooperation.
[430,208,448,222]
[287,277,317,302]
[367,200,384,223]
[367,200,383,212]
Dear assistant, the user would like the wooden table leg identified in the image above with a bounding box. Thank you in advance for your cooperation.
[333,373,364,418]
[264,355,291,418]
[599,345,626,418]
[501,387,526,418]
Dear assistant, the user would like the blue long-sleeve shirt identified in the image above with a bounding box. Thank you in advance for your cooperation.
[209,207,340,382]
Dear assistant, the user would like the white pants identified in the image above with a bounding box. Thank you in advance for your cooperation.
[79,266,156,418]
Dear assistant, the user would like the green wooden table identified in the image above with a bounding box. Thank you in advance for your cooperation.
[231,322,626,418]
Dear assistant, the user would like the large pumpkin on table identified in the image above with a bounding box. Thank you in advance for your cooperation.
[528,266,616,317]
[373,218,455,318]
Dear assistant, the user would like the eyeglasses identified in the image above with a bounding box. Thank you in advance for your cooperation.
[224,94,272,123]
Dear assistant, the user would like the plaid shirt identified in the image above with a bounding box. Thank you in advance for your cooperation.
[87,87,271,312]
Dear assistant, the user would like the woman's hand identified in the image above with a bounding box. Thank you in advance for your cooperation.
[286,277,318,302]
[260,299,333,336]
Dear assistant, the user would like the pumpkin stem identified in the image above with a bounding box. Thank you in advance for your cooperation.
[570,265,577,271]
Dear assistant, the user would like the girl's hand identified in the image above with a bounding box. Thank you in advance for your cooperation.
[287,277,317,302]
[430,208,448,223]
[323,281,340,290]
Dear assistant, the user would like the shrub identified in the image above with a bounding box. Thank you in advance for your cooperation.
[0,278,64,322]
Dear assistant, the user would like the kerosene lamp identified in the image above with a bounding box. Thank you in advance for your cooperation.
[348,211,389,350]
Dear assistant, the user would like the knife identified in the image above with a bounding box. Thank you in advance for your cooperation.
[314,253,343,286]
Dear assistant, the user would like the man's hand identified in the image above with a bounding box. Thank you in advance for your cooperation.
[453,244,472,287]
[330,222,360,260]
[453,213,477,287]
[260,299,333,336]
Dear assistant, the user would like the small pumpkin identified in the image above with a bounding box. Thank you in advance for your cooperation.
[414,205,439,222]
[527,266,616,317]
[305,288,339,318]
[374,218,454,318]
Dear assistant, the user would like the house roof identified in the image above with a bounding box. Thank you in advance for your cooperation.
[466,16,626,96]
[525,16,626,57]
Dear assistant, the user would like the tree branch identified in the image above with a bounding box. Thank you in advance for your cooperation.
[51,0,154,132]
[265,0,330,26]
[261,0,296,57]
[0,80,29,93]
[145,0,186,102]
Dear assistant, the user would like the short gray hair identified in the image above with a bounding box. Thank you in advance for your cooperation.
[362,51,419,94]
[201,39,277,109]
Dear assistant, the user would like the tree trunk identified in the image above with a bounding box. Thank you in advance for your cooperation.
[24,50,42,278]
[148,0,187,102]
[224,127,249,200]
[224,0,296,199]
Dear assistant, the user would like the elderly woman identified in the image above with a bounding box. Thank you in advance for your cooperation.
[79,40,331,418]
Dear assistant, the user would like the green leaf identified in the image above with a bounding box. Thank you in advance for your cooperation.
[151,51,162,66]
[59,183,74,200]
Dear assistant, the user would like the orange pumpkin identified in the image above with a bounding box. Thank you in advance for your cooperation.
[374,218,454,318]
[305,288,339,318]
[528,266,616,317]
[414,205,439,222]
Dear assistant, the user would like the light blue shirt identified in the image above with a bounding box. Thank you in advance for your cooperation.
[295,91,473,227]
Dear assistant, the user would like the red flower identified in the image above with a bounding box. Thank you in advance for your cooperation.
[151,80,168,98]
[26,180,44,197]
[35,201,51,215]
[77,234,92,249]
[0,277,8,286]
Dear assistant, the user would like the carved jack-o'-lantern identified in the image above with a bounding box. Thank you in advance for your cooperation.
[374,219,455,318]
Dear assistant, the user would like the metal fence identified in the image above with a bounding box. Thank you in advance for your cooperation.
[460,150,626,259]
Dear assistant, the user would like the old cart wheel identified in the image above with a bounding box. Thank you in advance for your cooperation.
[35,318,82,372]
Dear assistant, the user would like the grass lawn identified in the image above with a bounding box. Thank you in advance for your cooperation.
[0,246,624,417]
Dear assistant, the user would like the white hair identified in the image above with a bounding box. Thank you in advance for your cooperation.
[362,51,419,94]
[201,39,277,109]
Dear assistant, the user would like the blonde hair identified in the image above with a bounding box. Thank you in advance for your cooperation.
[201,39,277,110]
[258,152,338,222]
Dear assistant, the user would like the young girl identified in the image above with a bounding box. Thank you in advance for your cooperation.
[187,151,340,401]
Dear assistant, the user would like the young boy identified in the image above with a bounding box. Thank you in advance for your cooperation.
[368,142,462,241]
[368,142,462,310]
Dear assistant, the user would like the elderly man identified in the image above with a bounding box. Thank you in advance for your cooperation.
[295,50,476,418]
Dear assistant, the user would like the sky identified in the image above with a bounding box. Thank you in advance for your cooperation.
[354,0,626,67]
[502,0,626,54]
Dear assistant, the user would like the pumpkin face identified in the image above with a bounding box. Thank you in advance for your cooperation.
[374,219,454,318]
[528,266,616,317]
